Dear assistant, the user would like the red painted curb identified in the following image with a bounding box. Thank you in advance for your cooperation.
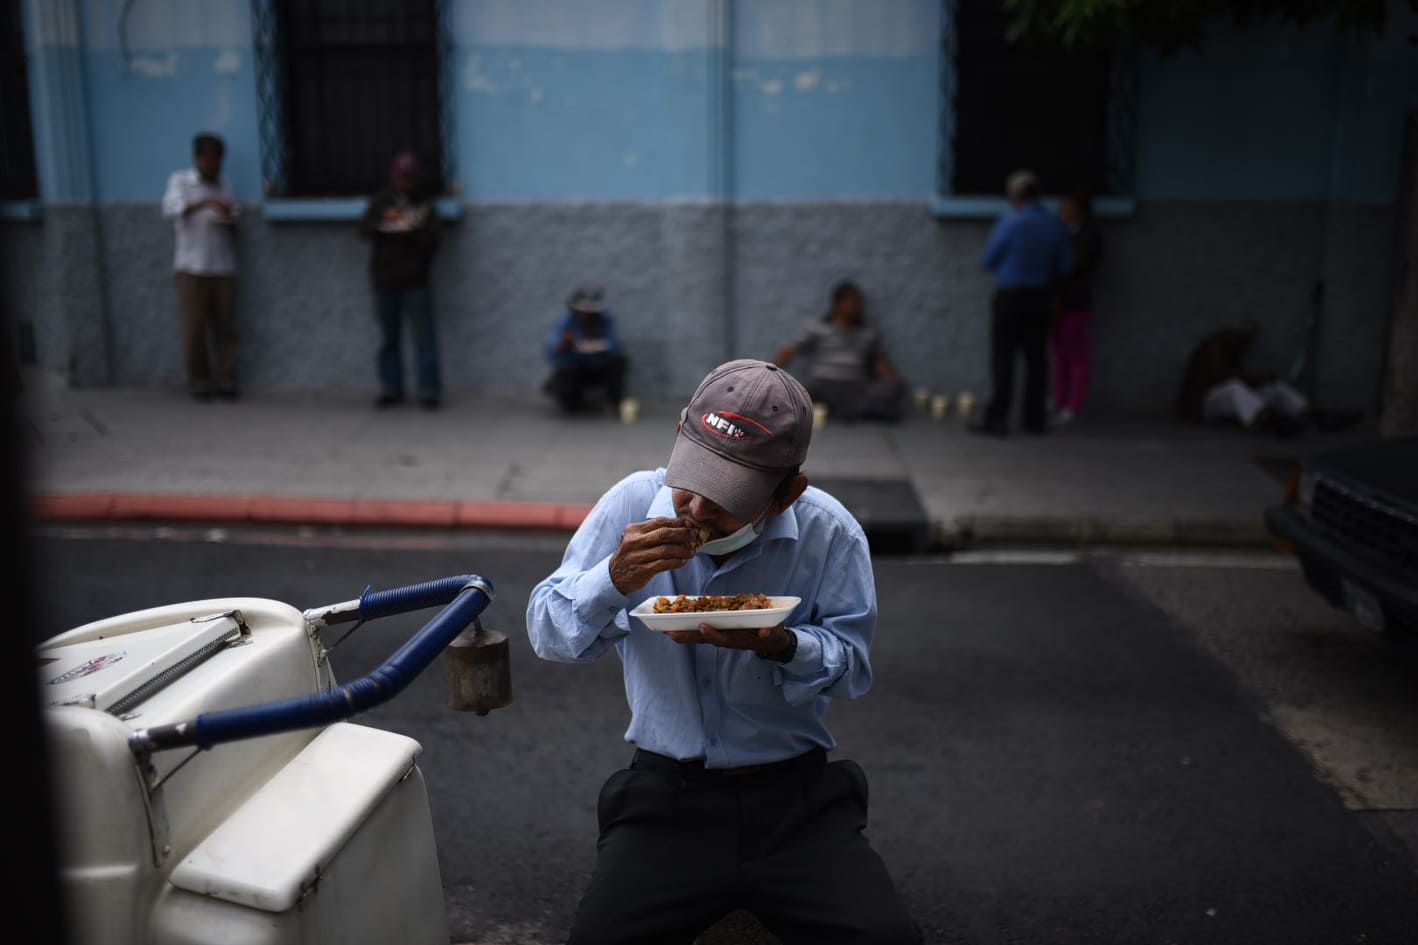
[31,493,115,519]
[30,493,591,532]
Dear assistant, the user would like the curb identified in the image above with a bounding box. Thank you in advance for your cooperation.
[935,515,1277,551]
[29,493,594,532]
[30,494,1281,552]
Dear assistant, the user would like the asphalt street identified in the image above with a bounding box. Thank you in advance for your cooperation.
[32,526,1418,945]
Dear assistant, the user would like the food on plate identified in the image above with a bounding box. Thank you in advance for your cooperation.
[652,593,774,614]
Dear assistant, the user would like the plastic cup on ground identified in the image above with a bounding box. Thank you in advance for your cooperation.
[812,402,829,430]
[914,387,931,412]
[956,392,976,420]
[619,397,640,424]
[930,394,949,420]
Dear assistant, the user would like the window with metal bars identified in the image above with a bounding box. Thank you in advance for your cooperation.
[262,0,449,198]
[1,0,39,202]
[940,0,1132,200]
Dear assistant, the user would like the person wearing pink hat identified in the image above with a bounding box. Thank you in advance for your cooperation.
[527,359,922,945]
[358,150,442,409]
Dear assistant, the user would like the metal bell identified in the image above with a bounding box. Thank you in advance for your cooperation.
[445,619,512,716]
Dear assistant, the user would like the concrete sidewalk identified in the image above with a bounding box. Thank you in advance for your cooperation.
[16,367,1376,550]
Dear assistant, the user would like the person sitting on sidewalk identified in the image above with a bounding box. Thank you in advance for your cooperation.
[542,287,628,415]
[771,280,907,422]
[1175,321,1309,436]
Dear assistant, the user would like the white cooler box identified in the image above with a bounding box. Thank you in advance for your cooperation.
[38,598,450,945]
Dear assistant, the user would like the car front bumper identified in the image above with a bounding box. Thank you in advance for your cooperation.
[1265,503,1418,631]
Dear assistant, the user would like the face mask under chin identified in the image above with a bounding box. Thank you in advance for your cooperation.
[697,517,766,556]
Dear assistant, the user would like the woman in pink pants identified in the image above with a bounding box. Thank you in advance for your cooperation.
[1050,189,1103,425]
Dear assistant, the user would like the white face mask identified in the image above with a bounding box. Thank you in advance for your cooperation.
[697,517,766,556]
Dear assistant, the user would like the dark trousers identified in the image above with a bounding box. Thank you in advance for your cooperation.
[176,272,238,395]
[984,287,1051,431]
[375,286,441,400]
[567,749,922,945]
[545,354,627,413]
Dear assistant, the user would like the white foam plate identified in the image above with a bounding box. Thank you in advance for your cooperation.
[630,595,800,632]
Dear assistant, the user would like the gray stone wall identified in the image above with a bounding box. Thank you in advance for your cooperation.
[4,199,1395,415]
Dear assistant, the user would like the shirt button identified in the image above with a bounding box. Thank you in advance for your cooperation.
[702,677,712,688]
[708,737,719,747]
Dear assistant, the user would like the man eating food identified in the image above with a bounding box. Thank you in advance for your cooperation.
[526,358,921,944]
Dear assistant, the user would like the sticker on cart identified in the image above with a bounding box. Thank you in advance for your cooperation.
[37,656,58,667]
[48,651,126,685]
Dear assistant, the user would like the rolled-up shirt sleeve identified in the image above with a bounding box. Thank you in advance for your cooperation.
[526,473,653,662]
[777,531,876,706]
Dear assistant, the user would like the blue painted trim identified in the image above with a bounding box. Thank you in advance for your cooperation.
[0,200,44,221]
[936,0,957,198]
[261,197,464,222]
[930,195,1137,219]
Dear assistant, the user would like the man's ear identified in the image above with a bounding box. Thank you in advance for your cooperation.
[768,475,809,516]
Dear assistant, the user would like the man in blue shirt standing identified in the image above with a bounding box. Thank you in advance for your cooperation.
[976,169,1073,435]
[527,359,921,945]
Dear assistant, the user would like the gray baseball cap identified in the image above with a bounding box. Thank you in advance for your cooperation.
[663,359,813,521]
[567,286,606,313]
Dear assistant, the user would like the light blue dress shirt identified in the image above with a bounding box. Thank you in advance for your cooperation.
[526,468,877,769]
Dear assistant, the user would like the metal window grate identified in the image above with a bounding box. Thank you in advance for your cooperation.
[941,0,1131,198]
[1,0,39,201]
[1312,479,1418,576]
[257,0,449,198]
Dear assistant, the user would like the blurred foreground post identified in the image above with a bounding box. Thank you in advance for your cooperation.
[1381,108,1418,439]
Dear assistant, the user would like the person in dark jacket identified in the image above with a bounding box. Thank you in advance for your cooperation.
[359,151,441,409]
[1048,187,1104,425]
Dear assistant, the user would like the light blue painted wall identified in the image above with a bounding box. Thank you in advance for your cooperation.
[730,56,939,199]
[80,47,263,202]
[449,0,941,200]
[453,47,717,200]
[23,0,264,202]
[17,0,1418,204]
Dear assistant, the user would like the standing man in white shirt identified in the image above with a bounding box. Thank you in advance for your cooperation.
[161,133,240,401]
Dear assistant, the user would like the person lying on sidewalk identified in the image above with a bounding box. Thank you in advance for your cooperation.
[1174,321,1309,436]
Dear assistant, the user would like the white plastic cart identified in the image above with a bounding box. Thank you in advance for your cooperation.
[37,575,505,945]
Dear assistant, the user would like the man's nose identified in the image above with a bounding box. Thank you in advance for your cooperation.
[684,494,715,522]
